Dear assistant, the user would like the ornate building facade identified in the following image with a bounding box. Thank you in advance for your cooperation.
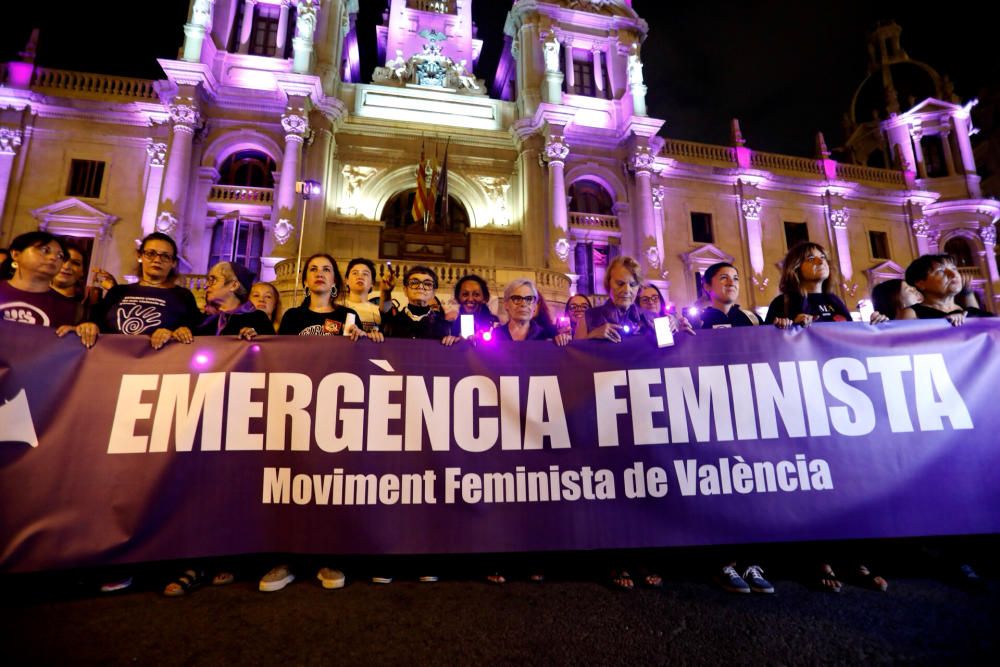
[1,0,998,313]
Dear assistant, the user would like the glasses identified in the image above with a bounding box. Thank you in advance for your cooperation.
[205,275,227,286]
[567,303,589,312]
[141,250,174,262]
[507,295,537,306]
[33,245,67,262]
[407,279,435,290]
[638,295,660,306]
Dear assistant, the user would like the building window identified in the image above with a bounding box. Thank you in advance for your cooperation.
[569,180,614,215]
[943,236,975,267]
[209,217,264,276]
[784,221,809,249]
[567,51,609,98]
[690,212,714,244]
[250,4,280,57]
[66,160,106,198]
[869,231,890,259]
[574,240,619,296]
[218,150,276,188]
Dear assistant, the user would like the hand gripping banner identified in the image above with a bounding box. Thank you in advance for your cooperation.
[1,319,999,572]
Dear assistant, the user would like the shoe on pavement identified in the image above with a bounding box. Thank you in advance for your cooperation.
[100,576,133,593]
[372,576,393,584]
[717,565,751,594]
[419,575,438,583]
[743,565,774,594]
[317,568,346,589]
[259,565,295,592]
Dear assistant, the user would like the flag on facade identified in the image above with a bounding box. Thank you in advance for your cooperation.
[435,138,450,229]
[411,140,430,224]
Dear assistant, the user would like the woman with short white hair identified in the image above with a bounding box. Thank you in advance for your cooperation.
[495,278,570,345]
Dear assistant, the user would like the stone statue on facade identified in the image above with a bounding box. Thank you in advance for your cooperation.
[627,44,644,86]
[542,33,561,73]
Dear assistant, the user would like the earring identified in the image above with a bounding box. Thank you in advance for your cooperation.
[10,261,17,269]
[331,285,338,298]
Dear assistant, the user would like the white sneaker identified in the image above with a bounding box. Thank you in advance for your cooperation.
[317,568,345,590]
[259,565,295,592]
[418,575,438,583]
[371,575,393,584]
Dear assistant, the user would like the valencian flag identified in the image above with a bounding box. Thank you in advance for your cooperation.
[411,140,431,224]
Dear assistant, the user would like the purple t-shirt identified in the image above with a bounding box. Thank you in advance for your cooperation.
[0,281,78,328]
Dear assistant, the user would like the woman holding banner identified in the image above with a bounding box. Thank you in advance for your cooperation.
[0,231,78,331]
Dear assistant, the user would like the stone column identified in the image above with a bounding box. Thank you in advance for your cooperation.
[182,0,215,62]
[237,0,256,54]
[627,43,647,116]
[140,141,167,237]
[292,0,318,73]
[276,0,291,56]
[270,104,310,259]
[563,37,574,91]
[981,224,999,283]
[156,97,202,239]
[939,127,956,176]
[829,206,853,288]
[631,147,658,275]
[592,47,604,96]
[517,135,546,268]
[953,115,978,174]
[740,194,765,278]
[0,128,23,224]
[649,185,667,281]
[910,127,928,179]
[911,218,933,256]
[543,134,570,272]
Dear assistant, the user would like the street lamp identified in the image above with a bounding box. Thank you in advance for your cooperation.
[292,179,322,304]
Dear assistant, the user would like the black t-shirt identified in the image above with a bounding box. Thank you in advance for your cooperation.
[493,321,551,341]
[278,305,359,336]
[764,293,851,324]
[385,305,452,339]
[91,284,200,334]
[449,304,499,336]
[910,303,995,319]
[0,281,78,328]
[700,305,762,328]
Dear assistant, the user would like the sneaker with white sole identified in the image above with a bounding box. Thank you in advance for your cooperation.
[717,565,751,593]
[371,575,393,584]
[317,568,345,589]
[743,565,774,594]
[259,565,295,592]
[418,575,438,583]
[100,576,133,593]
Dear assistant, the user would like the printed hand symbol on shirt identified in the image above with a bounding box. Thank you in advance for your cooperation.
[117,305,162,334]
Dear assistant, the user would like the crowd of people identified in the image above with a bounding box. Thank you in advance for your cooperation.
[0,229,994,596]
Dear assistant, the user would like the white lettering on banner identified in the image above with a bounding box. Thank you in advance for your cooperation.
[592,354,972,446]
[107,354,971,454]
[673,454,833,496]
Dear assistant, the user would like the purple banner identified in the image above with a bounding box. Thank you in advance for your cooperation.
[2,319,999,572]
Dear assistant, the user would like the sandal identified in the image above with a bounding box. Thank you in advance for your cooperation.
[212,571,235,586]
[163,569,206,597]
[642,573,663,588]
[486,573,506,585]
[815,564,842,593]
[611,570,635,591]
[854,565,888,592]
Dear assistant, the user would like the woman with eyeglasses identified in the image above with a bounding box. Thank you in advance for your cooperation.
[383,265,451,340]
[576,256,681,342]
[494,278,571,345]
[562,293,592,336]
[0,231,78,330]
[88,232,200,350]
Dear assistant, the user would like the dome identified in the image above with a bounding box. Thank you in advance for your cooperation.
[850,60,942,124]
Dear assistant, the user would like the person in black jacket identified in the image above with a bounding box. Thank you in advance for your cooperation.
[383,265,451,340]
[193,261,274,338]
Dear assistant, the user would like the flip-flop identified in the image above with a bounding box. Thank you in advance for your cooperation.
[611,570,635,591]
[854,565,888,592]
[816,564,842,593]
[212,572,235,586]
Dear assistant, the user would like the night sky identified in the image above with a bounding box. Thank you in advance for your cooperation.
[3,1,997,157]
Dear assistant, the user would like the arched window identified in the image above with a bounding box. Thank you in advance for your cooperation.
[218,150,276,188]
[379,189,470,262]
[379,189,470,232]
[569,180,614,215]
[944,236,975,267]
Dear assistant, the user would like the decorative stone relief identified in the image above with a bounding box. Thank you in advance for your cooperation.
[981,224,997,246]
[191,0,214,26]
[751,274,770,292]
[554,237,571,261]
[169,98,201,128]
[281,109,309,137]
[741,197,762,221]
[629,148,656,173]
[911,218,930,236]
[0,127,23,154]
[477,176,512,226]
[645,246,661,269]
[627,43,644,86]
[145,141,167,166]
[273,218,294,245]
[155,211,178,234]
[652,186,665,208]
[541,32,561,73]
[295,1,318,41]
[829,208,849,229]
[544,136,570,163]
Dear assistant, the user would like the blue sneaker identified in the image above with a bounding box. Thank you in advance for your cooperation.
[717,565,750,594]
[743,565,774,594]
